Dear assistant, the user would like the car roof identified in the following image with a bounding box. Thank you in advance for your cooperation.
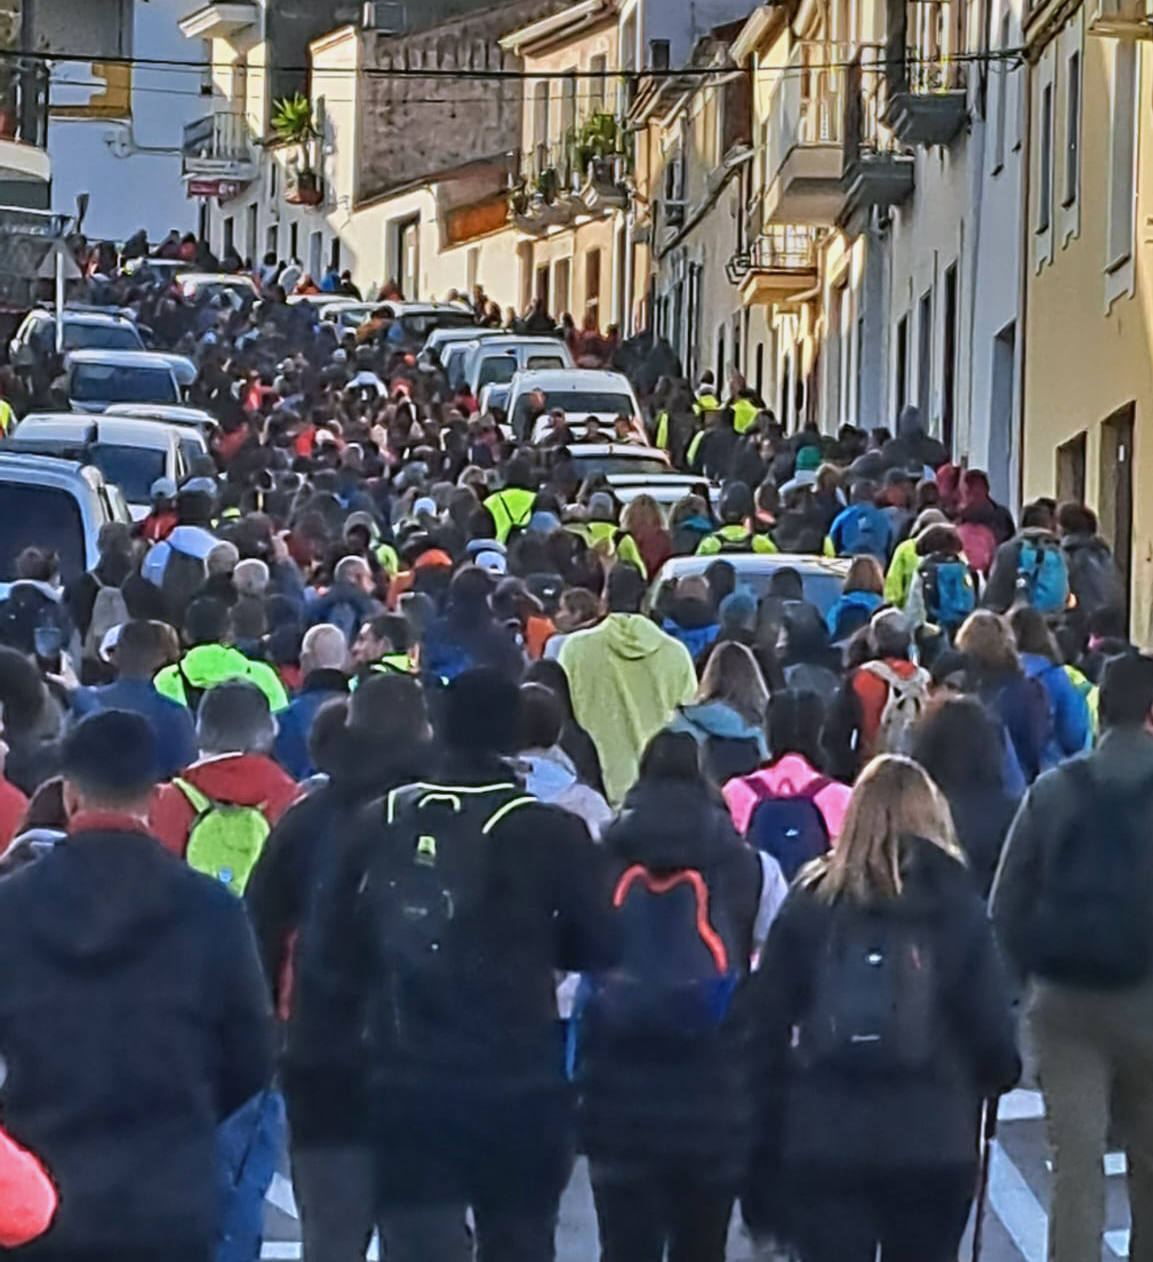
[474,336,567,350]
[179,272,256,286]
[65,349,179,369]
[28,308,136,327]
[105,403,218,428]
[565,443,667,461]
[0,450,106,486]
[13,414,177,448]
[428,326,505,343]
[653,553,852,580]
[388,302,475,316]
[511,368,633,389]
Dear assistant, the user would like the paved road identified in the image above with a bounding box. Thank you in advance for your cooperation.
[257,1089,1132,1260]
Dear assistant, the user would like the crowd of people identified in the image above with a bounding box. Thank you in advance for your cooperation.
[0,238,1147,1262]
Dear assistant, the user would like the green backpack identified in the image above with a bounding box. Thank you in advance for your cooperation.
[174,779,271,896]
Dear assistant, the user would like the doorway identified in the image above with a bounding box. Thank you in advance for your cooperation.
[1056,431,1086,504]
[1100,403,1134,618]
[988,321,1016,506]
[942,264,958,454]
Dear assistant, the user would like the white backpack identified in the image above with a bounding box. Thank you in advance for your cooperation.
[861,661,930,755]
[82,579,128,662]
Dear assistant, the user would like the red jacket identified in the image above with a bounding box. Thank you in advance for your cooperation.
[0,776,28,852]
[149,753,300,859]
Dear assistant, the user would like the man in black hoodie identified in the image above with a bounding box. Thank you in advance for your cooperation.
[295,669,616,1261]
[0,710,274,1262]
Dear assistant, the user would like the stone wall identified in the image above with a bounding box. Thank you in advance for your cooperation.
[356,0,568,205]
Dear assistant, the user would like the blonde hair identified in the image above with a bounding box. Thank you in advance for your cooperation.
[621,493,664,537]
[844,555,885,596]
[697,641,770,727]
[955,610,1020,676]
[802,755,962,903]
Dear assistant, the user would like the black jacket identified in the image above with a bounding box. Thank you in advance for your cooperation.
[246,733,431,1143]
[578,778,761,1178]
[0,827,274,1257]
[746,839,1019,1175]
[292,755,617,1119]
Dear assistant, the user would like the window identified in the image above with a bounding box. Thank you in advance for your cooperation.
[396,217,419,298]
[715,325,726,380]
[1108,42,1138,271]
[265,224,278,259]
[309,230,323,282]
[942,263,958,452]
[329,236,341,274]
[1063,50,1080,207]
[992,8,1010,172]
[754,343,765,397]
[223,216,235,256]
[560,71,577,140]
[585,247,601,320]
[1056,431,1087,503]
[533,81,551,152]
[289,221,299,262]
[664,153,684,202]
[1037,82,1053,234]
[589,53,607,112]
[0,486,85,584]
[246,204,258,264]
[553,256,571,313]
[917,288,933,424]
[895,314,909,421]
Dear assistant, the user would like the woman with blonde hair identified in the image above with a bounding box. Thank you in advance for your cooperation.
[824,554,886,642]
[620,493,672,579]
[745,755,1020,1261]
[669,641,769,782]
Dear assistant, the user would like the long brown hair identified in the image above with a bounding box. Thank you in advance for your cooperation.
[801,755,962,903]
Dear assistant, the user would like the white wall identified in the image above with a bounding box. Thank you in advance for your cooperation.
[49,0,203,241]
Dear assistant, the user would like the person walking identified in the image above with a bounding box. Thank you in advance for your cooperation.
[668,641,770,784]
[992,651,1153,1262]
[0,710,274,1262]
[561,565,697,804]
[272,623,351,780]
[296,669,616,1261]
[748,755,1020,1262]
[579,731,762,1262]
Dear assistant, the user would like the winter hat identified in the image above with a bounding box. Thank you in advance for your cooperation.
[61,711,159,798]
[719,590,757,632]
[529,511,562,535]
[795,445,822,473]
[442,668,523,754]
[587,492,618,523]
[474,549,508,575]
[911,507,948,536]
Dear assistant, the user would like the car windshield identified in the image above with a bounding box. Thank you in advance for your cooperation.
[71,364,178,404]
[653,566,846,615]
[478,356,518,387]
[0,484,85,581]
[63,323,143,352]
[526,355,566,371]
[569,454,669,478]
[400,311,477,339]
[87,444,167,503]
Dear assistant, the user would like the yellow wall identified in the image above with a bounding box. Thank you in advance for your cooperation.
[1022,27,1153,639]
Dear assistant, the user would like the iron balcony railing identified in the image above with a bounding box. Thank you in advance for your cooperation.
[0,63,49,150]
[182,112,253,164]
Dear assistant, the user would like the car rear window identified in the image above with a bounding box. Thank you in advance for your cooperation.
[71,364,178,405]
[0,484,85,582]
[63,323,143,352]
[87,444,167,504]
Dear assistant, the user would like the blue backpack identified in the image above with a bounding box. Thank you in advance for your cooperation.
[841,507,890,560]
[1017,538,1070,614]
[586,865,740,1042]
[919,555,976,633]
[743,775,832,880]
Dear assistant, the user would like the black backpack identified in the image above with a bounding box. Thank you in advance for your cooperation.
[796,903,938,1075]
[0,585,67,656]
[364,781,535,1056]
[1027,761,1153,989]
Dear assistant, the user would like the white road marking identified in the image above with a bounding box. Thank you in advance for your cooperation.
[266,1172,298,1219]
[1044,1152,1127,1177]
[988,1142,1049,1262]
[1106,1228,1130,1257]
[998,1090,1046,1123]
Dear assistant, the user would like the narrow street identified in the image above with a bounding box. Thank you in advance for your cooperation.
[257,1091,1132,1262]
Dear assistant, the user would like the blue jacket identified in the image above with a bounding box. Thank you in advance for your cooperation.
[72,677,197,780]
[825,589,884,639]
[272,669,350,781]
[661,618,720,660]
[1021,653,1092,770]
[829,503,893,562]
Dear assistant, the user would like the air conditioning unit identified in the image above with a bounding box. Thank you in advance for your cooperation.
[363,1,407,33]
[664,199,685,228]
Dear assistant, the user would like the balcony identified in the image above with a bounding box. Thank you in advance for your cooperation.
[884,1,968,145]
[841,54,915,230]
[761,43,847,227]
[179,1,259,40]
[1089,0,1153,36]
[182,113,258,183]
[508,118,631,233]
[727,225,821,306]
[0,65,51,203]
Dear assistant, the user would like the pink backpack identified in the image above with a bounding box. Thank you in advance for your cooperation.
[956,521,997,575]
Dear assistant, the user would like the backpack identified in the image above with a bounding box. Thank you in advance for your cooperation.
[797,904,938,1075]
[0,585,65,657]
[1064,539,1125,620]
[742,775,832,880]
[840,508,889,559]
[365,782,536,1056]
[713,530,755,555]
[174,779,271,896]
[1027,761,1153,988]
[177,663,208,715]
[1016,538,1070,614]
[918,555,976,633]
[82,578,128,662]
[586,864,741,1043]
[860,661,929,754]
[955,521,997,575]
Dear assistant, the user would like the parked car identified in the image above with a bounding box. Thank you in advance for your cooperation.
[0,453,130,590]
[6,414,186,520]
[551,443,672,481]
[178,272,259,308]
[605,473,720,516]
[508,368,643,441]
[381,302,478,346]
[105,404,214,469]
[65,350,182,413]
[8,308,144,369]
[463,336,574,399]
[645,554,852,617]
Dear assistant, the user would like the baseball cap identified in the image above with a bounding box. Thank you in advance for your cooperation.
[474,549,508,575]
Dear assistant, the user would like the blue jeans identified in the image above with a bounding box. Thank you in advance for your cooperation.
[216,1089,287,1262]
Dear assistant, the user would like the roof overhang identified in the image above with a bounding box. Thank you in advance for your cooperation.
[499,0,612,55]
[179,1,258,41]
[731,5,784,60]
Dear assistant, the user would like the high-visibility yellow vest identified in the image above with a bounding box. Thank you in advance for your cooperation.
[0,400,13,435]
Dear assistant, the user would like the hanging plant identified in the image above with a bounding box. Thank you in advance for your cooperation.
[271,92,318,165]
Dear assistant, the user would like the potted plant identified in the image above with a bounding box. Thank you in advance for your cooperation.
[272,93,322,204]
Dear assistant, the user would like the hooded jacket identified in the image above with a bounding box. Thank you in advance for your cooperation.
[661,593,720,660]
[983,528,1065,614]
[668,699,768,784]
[516,746,613,839]
[578,777,761,1177]
[154,643,289,713]
[1061,532,1125,620]
[1020,652,1092,770]
[748,838,1019,1174]
[560,614,697,804]
[0,823,273,1257]
[272,668,350,781]
[149,752,301,860]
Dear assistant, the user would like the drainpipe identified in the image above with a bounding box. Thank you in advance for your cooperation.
[1014,46,1034,513]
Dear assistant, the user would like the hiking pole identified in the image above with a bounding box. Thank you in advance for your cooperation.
[971,1097,1000,1262]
